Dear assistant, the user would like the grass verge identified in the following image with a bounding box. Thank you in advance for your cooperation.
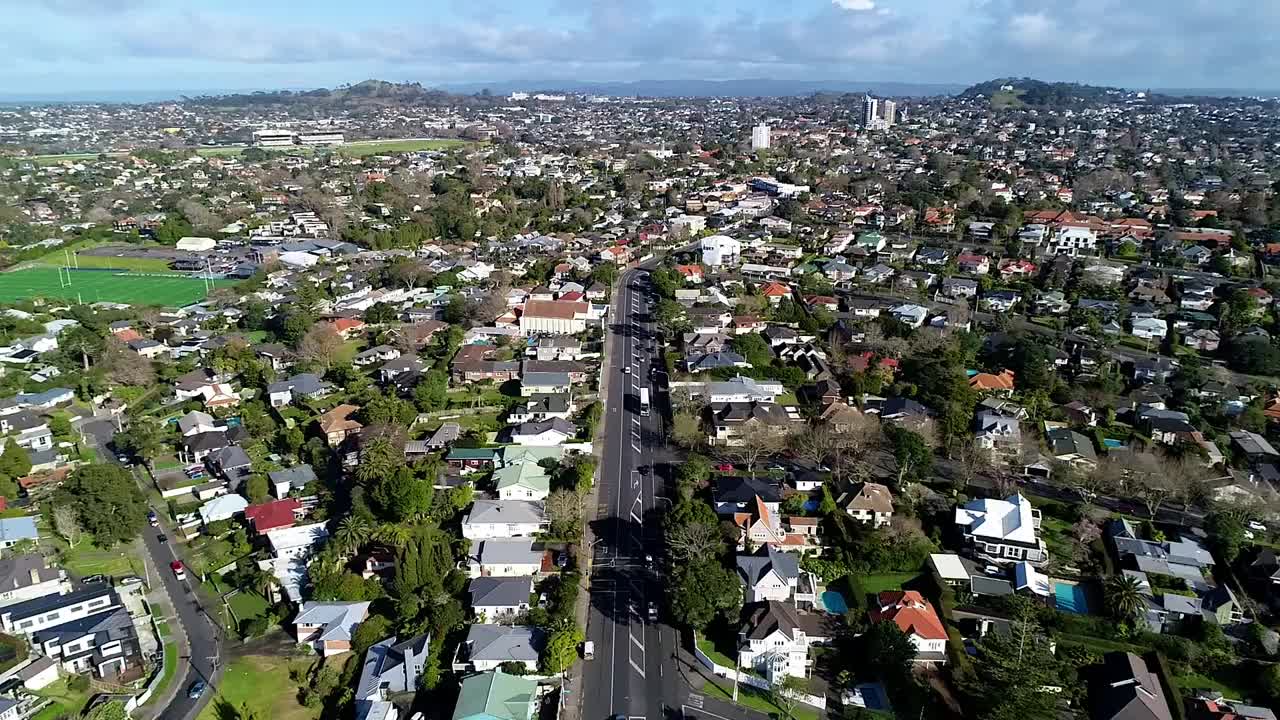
[197,655,320,720]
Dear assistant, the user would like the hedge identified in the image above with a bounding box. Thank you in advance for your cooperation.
[1148,652,1187,720]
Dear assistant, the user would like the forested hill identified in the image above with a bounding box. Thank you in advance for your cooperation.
[184,80,461,107]
[960,77,1133,108]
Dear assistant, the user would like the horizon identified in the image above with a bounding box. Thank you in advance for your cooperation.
[5,0,1279,97]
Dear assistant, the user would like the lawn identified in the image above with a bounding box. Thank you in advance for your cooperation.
[860,573,920,594]
[701,677,820,720]
[33,242,174,273]
[696,633,736,669]
[31,678,93,720]
[0,267,236,306]
[198,655,320,720]
[146,621,181,709]
[1174,671,1253,701]
[54,537,141,578]
[226,590,271,622]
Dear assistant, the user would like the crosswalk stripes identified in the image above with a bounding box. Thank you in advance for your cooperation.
[687,694,704,710]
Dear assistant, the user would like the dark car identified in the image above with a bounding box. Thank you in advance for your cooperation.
[157,534,168,543]
[188,680,206,699]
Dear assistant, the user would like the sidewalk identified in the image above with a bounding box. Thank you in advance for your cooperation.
[133,544,191,720]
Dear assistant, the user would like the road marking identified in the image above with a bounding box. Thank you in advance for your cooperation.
[629,659,646,678]
[687,695,704,709]
[683,705,736,720]
[630,633,644,650]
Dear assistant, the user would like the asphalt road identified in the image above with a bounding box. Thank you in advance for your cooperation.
[84,417,223,720]
[582,267,684,720]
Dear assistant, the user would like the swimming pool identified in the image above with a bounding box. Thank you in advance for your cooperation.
[1102,438,1123,449]
[1054,581,1090,614]
[820,590,849,614]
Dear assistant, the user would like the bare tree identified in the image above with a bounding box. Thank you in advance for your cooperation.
[545,490,583,537]
[788,426,835,467]
[297,323,344,370]
[671,410,704,450]
[720,422,786,477]
[666,521,723,562]
[99,337,155,386]
[178,198,223,233]
[52,505,82,549]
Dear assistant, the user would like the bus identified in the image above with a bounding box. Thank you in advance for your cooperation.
[638,387,651,417]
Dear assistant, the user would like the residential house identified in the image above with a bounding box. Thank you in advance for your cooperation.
[451,671,538,720]
[454,625,543,673]
[461,500,547,540]
[244,498,304,534]
[30,604,140,678]
[0,554,70,608]
[969,370,1016,395]
[1,586,117,635]
[468,539,543,578]
[974,410,1023,460]
[736,600,834,681]
[355,633,432,720]
[318,404,363,447]
[269,464,316,498]
[509,418,576,447]
[267,373,331,408]
[840,482,894,528]
[868,591,948,664]
[736,545,816,604]
[294,601,371,657]
[469,577,534,620]
[706,401,801,446]
[0,517,38,550]
[1047,426,1099,468]
[955,494,1048,566]
[1088,652,1173,720]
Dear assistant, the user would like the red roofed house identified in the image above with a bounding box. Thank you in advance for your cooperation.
[969,369,1016,395]
[955,254,990,275]
[997,258,1037,280]
[113,328,143,343]
[558,291,585,303]
[600,246,631,264]
[328,317,366,340]
[869,591,948,663]
[676,264,705,284]
[803,295,839,312]
[1247,287,1273,306]
[923,207,955,233]
[244,498,304,534]
[733,496,785,547]
[760,282,792,304]
[849,351,898,375]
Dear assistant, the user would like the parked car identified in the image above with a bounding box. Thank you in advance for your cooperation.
[187,680,206,699]
[148,511,159,527]
[170,560,186,580]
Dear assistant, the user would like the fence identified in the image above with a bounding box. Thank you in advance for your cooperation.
[691,645,827,709]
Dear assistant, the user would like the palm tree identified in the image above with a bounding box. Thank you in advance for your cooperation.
[334,515,373,554]
[374,523,413,550]
[1105,574,1146,620]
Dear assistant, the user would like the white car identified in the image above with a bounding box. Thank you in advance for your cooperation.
[621,367,631,374]
[1249,521,1268,532]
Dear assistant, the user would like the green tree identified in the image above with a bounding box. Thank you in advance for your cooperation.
[113,421,163,467]
[350,614,392,657]
[962,614,1062,720]
[0,439,32,480]
[364,302,399,325]
[370,467,433,522]
[55,464,146,547]
[84,701,130,720]
[1104,573,1146,621]
[669,559,742,631]
[245,474,270,504]
[883,425,933,488]
[541,626,585,674]
[1205,509,1247,564]
[413,368,449,412]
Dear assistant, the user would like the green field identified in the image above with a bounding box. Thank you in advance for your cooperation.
[337,138,470,156]
[33,242,174,272]
[0,268,234,306]
[199,655,320,720]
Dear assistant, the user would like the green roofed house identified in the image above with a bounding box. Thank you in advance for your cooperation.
[447,448,499,474]
[493,462,551,502]
[452,670,539,720]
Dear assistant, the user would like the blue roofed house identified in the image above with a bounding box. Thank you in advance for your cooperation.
[0,517,38,549]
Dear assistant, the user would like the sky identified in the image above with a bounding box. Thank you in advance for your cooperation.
[3,0,1280,96]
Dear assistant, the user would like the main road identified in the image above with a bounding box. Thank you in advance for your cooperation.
[582,267,683,720]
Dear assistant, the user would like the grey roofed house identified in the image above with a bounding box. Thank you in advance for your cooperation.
[458,624,543,668]
[1230,429,1280,458]
[714,476,785,505]
[469,577,534,610]
[30,605,138,663]
[1047,427,1098,462]
[0,553,64,597]
[465,500,546,526]
[177,410,218,436]
[269,464,316,493]
[476,539,542,567]
[512,418,576,439]
[183,430,230,457]
[688,350,749,373]
[426,423,462,449]
[295,601,371,643]
[355,633,432,701]
[268,372,329,398]
[738,600,837,643]
[877,396,930,421]
[708,401,795,428]
[210,445,253,479]
[1088,652,1173,720]
[521,371,572,389]
[736,545,800,586]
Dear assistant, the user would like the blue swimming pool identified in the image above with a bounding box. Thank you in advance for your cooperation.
[820,590,849,614]
[1102,438,1123,449]
[1054,581,1090,614]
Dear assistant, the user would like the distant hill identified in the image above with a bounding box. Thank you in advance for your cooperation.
[960,77,1131,108]
[441,78,965,98]
[186,80,457,107]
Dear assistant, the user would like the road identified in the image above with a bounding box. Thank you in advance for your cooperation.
[81,416,223,720]
[582,267,684,720]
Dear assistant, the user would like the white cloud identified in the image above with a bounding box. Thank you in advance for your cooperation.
[832,0,876,10]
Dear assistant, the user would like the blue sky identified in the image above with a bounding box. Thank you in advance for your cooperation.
[4,0,1280,95]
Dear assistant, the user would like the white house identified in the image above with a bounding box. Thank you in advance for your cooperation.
[701,235,743,267]
[468,539,543,578]
[954,494,1048,566]
[461,501,547,540]
[736,601,831,681]
[735,546,814,604]
[1047,226,1097,257]
[1131,317,1168,341]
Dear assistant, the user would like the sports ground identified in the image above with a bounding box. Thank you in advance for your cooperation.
[0,268,235,306]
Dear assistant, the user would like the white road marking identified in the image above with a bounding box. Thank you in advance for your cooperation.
[629,659,646,678]
[687,695,704,709]
[630,633,644,650]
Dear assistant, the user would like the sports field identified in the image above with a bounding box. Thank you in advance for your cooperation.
[0,268,235,306]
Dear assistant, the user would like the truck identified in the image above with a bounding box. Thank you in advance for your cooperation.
[638,387,650,417]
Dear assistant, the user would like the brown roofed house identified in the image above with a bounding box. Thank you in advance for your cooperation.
[317,404,363,447]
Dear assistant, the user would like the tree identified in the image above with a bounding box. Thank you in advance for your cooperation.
[865,621,917,679]
[669,559,742,630]
[546,489,583,538]
[52,504,82,548]
[883,424,932,488]
[413,368,449,412]
[1205,509,1247,564]
[1105,573,1146,621]
[771,675,807,720]
[335,515,373,554]
[961,609,1062,720]
[364,302,399,325]
[666,520,724,562]
[671,410,704,449]
[370,467,433,522]
[55,464,146,547]
[720,423,785,477]
[541,627,584,674]
[113,421,163,467]
[0,440,31,480]
[355,436,404,486]
[84,701,129,720]
[297,323,344,369]
[351,614,392,657]
[245,474,270,504]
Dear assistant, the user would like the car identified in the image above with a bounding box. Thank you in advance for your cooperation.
[555,552,569,569]
[648,602,657,620]
[1244,530,1256,540]
[116,454,130,464]
[621,367,631,374]
[157,534,168,543]
[82,574,107,585]
[644,554,654,566]
[716,463,734,472]
[187,680,206,699]
[148,511,159,527]
[170,560,186,580]
[1249,521,1268,532]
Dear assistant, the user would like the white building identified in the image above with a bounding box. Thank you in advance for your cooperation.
[751,123,771,151]
[701,235,742,268]
[737,601,830,681]
[461,500,547,540]
[954,494,1048,566]
[1048,226,1098,257]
